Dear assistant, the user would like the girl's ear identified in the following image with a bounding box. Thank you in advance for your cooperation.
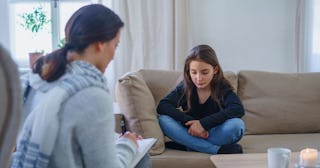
[213,66,219,74]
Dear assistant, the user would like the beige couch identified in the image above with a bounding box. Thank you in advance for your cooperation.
[115,69,320,168]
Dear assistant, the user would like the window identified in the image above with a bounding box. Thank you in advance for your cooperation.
[9,0,108,68]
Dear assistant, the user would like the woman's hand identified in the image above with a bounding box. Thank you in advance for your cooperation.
[121,131,143,147]
[185,120,209,139]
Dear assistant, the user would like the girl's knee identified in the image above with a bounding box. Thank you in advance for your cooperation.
[223,118,245,134]
[158,115,172,123]
[219,118,245,143]
[158,115,180,129]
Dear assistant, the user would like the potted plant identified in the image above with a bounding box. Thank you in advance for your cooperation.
[20,5,50,68]
[57,37,66,48]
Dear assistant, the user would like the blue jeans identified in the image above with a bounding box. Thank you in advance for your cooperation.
[158,115,245,154]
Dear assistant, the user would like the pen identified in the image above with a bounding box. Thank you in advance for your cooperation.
[120,120,126,135]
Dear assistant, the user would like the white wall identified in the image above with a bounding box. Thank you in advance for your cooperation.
[190,0,298,73]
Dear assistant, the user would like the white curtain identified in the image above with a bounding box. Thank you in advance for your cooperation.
[310,0,320,72]
[297,0,320,72]
[112,0,192,78]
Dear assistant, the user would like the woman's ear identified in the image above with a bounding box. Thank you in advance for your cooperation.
[95,41,105,52]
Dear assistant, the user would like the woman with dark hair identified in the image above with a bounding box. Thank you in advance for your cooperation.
[157,44,245,154]
[12,4,150,168]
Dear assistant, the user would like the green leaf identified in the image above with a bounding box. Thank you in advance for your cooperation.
[19,5,51,35]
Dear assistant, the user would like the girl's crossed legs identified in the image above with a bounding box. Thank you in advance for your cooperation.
[158,115,245,154]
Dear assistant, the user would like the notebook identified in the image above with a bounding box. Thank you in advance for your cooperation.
[131,138,157,168]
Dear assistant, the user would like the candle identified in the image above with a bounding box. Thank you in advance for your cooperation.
[300,148,318,167]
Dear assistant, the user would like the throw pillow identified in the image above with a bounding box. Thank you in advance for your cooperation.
[116,72,165,155]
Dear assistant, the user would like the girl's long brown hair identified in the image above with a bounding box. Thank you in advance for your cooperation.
[180,44,233,111]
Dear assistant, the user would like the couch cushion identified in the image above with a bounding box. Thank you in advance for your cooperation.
[151,149,214,168]
[239,133,320,153]
[238,71,320,135]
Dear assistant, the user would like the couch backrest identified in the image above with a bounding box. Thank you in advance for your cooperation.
[238,70,320,135]
[138,69,182,105]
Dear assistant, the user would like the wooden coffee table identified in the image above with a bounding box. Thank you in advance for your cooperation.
[210,152,299,168]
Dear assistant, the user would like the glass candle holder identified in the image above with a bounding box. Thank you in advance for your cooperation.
[294,148,319,168]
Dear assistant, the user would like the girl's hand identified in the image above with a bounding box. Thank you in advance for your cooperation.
[185,120,209,139]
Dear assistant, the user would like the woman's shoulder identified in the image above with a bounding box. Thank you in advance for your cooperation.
[63,87,112,119]
[68,87,111,106]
